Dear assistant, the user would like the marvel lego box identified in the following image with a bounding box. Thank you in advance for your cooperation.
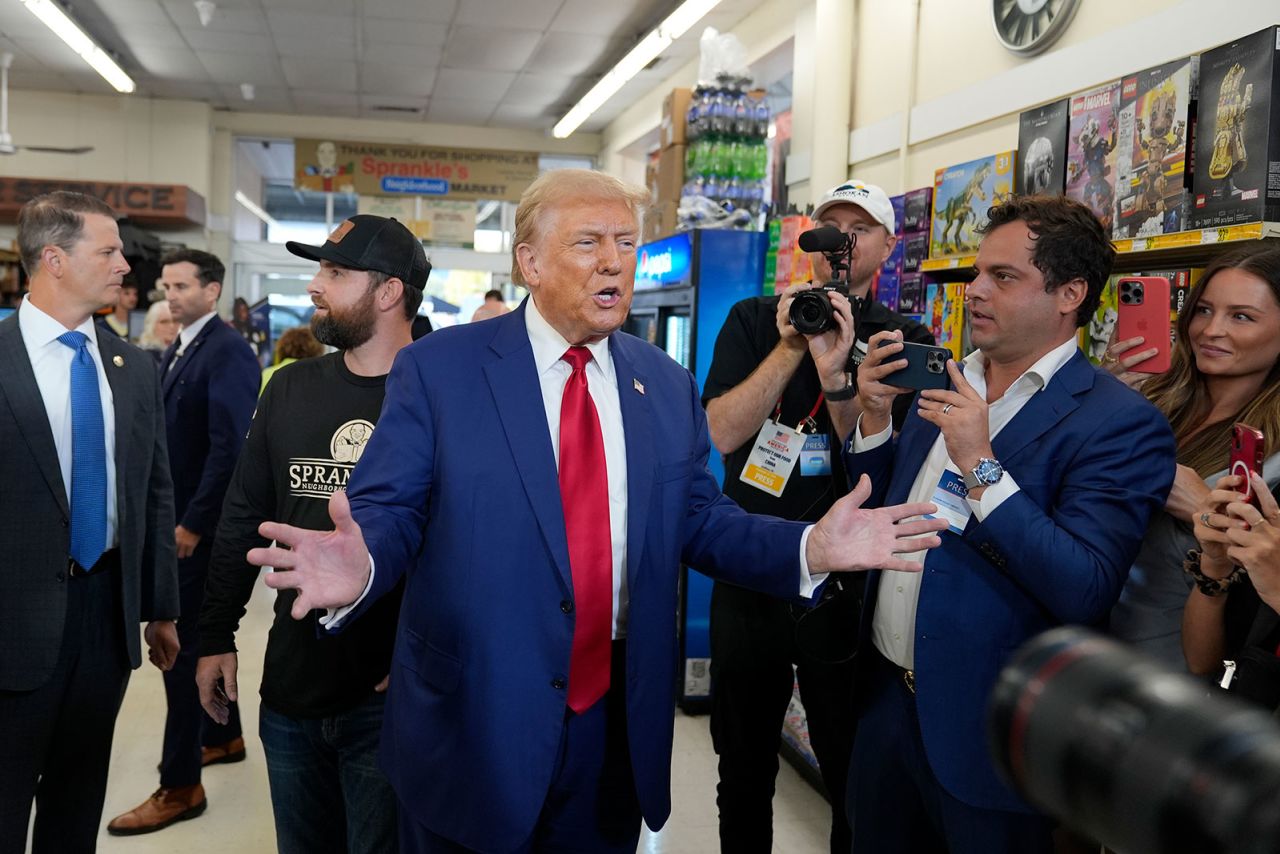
[881,237,905,277]
[1115,57,1198,238]
[874,269,900,313]
[902,187,934,233]
[903,231,929,272]
[930,151,1015,258]
[1191,26,1280,228]
[899,274,925,314]
[1066,80,1122,232]
[1017,99,1069,196]
[1079,275,1121,365]
[889,193,906,236]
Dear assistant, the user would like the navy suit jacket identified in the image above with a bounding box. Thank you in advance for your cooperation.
[844,349,1175,813]
[344,302,810,850]
[161,318,259,537]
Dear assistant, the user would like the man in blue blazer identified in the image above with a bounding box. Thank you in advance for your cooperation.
[842,196,1177,853]
[250,169,947,853]
[109,249,260,835]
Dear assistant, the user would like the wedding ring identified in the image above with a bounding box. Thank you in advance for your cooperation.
[942,404,954,415]
[1201,512,1212,527]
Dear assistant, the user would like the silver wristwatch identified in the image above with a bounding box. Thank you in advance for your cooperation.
[963,458,1004,490]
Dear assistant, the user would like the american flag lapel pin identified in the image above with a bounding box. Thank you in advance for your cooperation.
[112,355,124,367]
[633,378,645,395]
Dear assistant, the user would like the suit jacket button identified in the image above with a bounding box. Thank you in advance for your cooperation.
[560,600,573,614]
[56,571,65,582]
[551,677,566,690]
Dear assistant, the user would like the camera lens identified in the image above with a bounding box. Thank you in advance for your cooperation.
[789,291,834,335]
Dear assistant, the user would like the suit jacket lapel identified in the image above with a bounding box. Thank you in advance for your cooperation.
[990,350,1091,465]
[97,333,132,531]
[163,318,216,395]
[609,334,655,595]
[0,314,69,516]
[483,306,574,594]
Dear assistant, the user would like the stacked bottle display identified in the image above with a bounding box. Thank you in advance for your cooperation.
[683,76,770,218]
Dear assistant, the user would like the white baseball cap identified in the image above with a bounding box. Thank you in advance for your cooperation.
[812,180,895,233]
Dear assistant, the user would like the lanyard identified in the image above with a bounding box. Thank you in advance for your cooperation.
[772,393,825,434]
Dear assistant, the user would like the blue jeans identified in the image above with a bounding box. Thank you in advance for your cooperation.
[259,691,398,854]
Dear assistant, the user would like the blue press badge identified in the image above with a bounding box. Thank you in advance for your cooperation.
[799,433,831,476]
[926,469,972,533]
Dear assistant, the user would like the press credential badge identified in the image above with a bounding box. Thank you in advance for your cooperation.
[740,419,806,497]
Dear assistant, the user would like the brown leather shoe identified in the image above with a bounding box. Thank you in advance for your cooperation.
[106,784,207,835]
[201,735,246,766]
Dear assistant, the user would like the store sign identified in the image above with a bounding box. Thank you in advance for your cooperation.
[356,195,475,244]
[635,232,692,291]
[0,177,206,227]
[295,138,539,201]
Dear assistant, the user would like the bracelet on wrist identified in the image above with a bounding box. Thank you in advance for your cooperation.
[1183,548,1246,597]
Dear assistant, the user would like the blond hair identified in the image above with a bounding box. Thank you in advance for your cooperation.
[510,169,649,286]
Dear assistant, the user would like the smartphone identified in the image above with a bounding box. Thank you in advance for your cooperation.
[1115,276,1172,373]
[876,340,952,391]
[1230,422,1265,504]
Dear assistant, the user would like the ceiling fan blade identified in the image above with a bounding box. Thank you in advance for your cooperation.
[20,145,94,154]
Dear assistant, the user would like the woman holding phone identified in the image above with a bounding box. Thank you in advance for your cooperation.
[1107,245,1280,668]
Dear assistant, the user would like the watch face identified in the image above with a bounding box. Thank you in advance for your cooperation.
[992,0,1080,57]
[975,459,1004,484]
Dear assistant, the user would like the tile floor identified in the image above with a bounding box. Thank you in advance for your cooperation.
[83,580,833,853]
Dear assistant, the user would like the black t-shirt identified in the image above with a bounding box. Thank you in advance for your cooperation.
[199,351,404,719]
[701,294,934,521]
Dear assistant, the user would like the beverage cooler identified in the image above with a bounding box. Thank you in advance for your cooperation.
[627,228,767,712]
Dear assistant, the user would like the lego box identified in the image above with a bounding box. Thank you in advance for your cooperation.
[874,269,900,313]
[888,193,906,236]
[1191,26,1280,229]
[902,187,934,233]
[930,151,1015,258]
[1066,80,1122,233]
[1115,57,1198,238]
[899,274,926,314]
[903,232,929,272]
[1017,99,1069,196]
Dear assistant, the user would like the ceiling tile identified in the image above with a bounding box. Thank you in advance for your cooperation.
[362,0,456,20]
[441,26,542,73]
[549,0,659,36]
[524,33,621,75]
[281,58,358,91]
[130,45,212,81]
[425,98,498,125]
[180,28,276,53]
[433,67,514,101]
[503,73,584,107]
[358,63,436,97]
[97,0,168,23]
[361,42,442,69]
[272,35,357,61]
[161,1,269,33]
[454,0,562,30]
[359,94,428,118]
[292,90,360,109]
[266,11,353,40]
[489,102,558,130]
[219,84,292,110]
[98,20,181,47]
[360,16,448,49]
[266,0,360,14]
[200,51,286,86]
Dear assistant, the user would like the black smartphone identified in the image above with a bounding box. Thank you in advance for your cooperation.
[876,340,952,391]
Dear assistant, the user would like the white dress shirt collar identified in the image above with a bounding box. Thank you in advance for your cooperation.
[177,311,218,352]
[960,334,1080,398]
[19,296,100,349]
[524,296,615,387]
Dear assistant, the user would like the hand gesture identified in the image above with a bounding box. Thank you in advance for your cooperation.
[175,525,202,559]
[806,474,947,574]
[807,291,855,390]
[1102,334,1158,390]
[774,282,814,348]
[1165,464,1211,524]
[144,620,179,671]
[1223,473,1280,609]
[917,361,993,477]
[1193,473,1246,572]
[253,490,373,619]
[855,330,913,430]
[196,653,239,725]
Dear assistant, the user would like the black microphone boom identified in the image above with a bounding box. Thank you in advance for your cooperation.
[797,225,847,254]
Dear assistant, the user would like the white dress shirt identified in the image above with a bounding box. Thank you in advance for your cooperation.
[172,311,217,362]
[854,335,1080,669]
[19,297,119,549]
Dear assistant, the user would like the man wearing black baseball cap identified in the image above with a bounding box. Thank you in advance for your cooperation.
[196,214,427,853]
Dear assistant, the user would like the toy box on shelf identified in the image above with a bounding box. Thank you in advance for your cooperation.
[1017,99,1070,196]
[929,151,1015,258]
[1066,80,1122,233]
[1191,25,1280,228]
[1114,56,1198,238]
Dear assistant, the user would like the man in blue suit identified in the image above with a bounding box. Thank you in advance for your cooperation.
[249,168,948,853]
[843,195,1177,853]
[109,249,260,834]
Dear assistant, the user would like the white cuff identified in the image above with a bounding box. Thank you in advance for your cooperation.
[798,525,827,599]
[966,473,1020,522]
[319,555,377,630]
[850,416,892,454]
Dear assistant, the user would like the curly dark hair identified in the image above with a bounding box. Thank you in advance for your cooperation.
[979,195,1115,327]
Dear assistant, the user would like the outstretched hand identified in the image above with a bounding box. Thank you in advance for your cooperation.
[252,490,373,619]
[806,474,947,574]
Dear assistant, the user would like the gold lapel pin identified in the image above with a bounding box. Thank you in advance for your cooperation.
[633,378,645,395]
[112,355,124,367]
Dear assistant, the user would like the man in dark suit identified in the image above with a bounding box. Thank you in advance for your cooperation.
[248,169,947,853]
[842,195,1177,853]
[108,249,260,835]
[0,191,180,854]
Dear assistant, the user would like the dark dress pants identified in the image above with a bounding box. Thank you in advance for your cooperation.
[0,557,130,854]
[709,580,857,854]
[159,538,241,787]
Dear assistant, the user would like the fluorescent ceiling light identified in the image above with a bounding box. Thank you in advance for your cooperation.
[20,0,135,93]
[553,0,722,138]
[235,190,279,230]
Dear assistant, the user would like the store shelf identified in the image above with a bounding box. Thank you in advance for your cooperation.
[917,222,1280,280]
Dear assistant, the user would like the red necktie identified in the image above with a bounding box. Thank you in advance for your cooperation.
[559,346,613,713]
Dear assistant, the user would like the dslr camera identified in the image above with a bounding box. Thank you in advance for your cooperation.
[790,225,857,336]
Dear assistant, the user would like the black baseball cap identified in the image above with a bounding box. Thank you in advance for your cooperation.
[286,215,431,290]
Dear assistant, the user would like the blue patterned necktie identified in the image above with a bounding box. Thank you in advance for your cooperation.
[57,331,108,570]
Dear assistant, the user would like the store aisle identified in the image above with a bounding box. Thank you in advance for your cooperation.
[94,580,831,853]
